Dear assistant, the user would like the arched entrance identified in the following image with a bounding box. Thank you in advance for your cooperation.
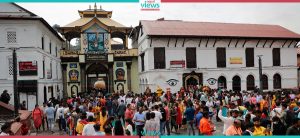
[71,85,78,97]
[273,73,281,89]
[218,76,227,89]
[246,75,255,91]
[232,75,241,92]
[182,71,203,90]
[186,76,199,86]
[86,63,109,92]
[262,74,268,90]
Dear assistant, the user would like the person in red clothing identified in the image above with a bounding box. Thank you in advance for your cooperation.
[164,102,171,135]
[199,111,214,135]
[32,104,43,133]
[166,88,171,102]
[67,97,73,105]
[175,103,182,131]
[125,104,134,120]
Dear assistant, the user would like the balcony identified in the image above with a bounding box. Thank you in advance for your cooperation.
[60,48,138,58]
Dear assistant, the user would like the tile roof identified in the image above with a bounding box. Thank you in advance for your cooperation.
[63,17,126,28]
[0,3,64,41]
[0,101,14,111]
[141,20,300,39]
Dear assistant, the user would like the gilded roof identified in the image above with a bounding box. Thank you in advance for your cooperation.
[62,17,126,28]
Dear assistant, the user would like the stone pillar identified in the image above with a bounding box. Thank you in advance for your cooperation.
[126,62,132,91]
[108,62,114,93]
[125,35,128,48]
[80,63,86,93]
[61,64,68,99]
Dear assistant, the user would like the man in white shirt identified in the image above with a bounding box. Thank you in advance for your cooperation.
[231,95,237,105]
[82,116,96,136]
[86,106,95,118]
[270,102,282,118]
[56,104,64,131]
[200,94,207,104]
[125,95,133,105]
[118,93,126,105]
[218,106,238,135]
[225,95,229,105]
[152,105,162,124]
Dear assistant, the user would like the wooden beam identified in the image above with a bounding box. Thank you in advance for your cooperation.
[255,39,261,48]
[234,39,239,48]
[288,40,294,48]
[228,39,232,48]
[198,38,202,47]
[182,38,186,47]
[242,39,247,48]
[294,41,299,48]
[281,40,288,48]
[167,37,170,47]
[174,37,178,47]
[262,39,268,48]
[212,38,217,47]
[150,37,152,47]
[269,40,275,48]
[205,38,210,47]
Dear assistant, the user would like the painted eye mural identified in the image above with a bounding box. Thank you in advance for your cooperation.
[207,78,217,85]
[166,79,179,86]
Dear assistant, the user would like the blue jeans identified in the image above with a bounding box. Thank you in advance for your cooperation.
[187,120,195,135]
[160,121,166,135]
[47,118,54,131]
[60,117,66,131]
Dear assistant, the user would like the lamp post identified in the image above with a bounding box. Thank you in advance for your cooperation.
[257,55,263,94]
[9,48,19,117]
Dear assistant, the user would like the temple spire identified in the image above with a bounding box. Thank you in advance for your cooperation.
[94,3,97,17]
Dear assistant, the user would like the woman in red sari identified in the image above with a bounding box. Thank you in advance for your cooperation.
[32,104,43,132]
[175,103,182,131]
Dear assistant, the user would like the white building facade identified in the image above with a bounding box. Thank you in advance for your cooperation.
[132,20,300,93]
[0,3,64,110]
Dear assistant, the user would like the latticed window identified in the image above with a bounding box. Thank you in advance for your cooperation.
[7,31,17,43]
[8,58,13,75]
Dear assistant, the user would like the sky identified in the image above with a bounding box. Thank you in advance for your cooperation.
[17,3,300,41]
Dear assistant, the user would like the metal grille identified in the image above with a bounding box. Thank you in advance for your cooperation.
[8,58,13,75]
[7,31,17,43]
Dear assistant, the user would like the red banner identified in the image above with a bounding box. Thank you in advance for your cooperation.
[170,60,185,68]
[19,61,38,76]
